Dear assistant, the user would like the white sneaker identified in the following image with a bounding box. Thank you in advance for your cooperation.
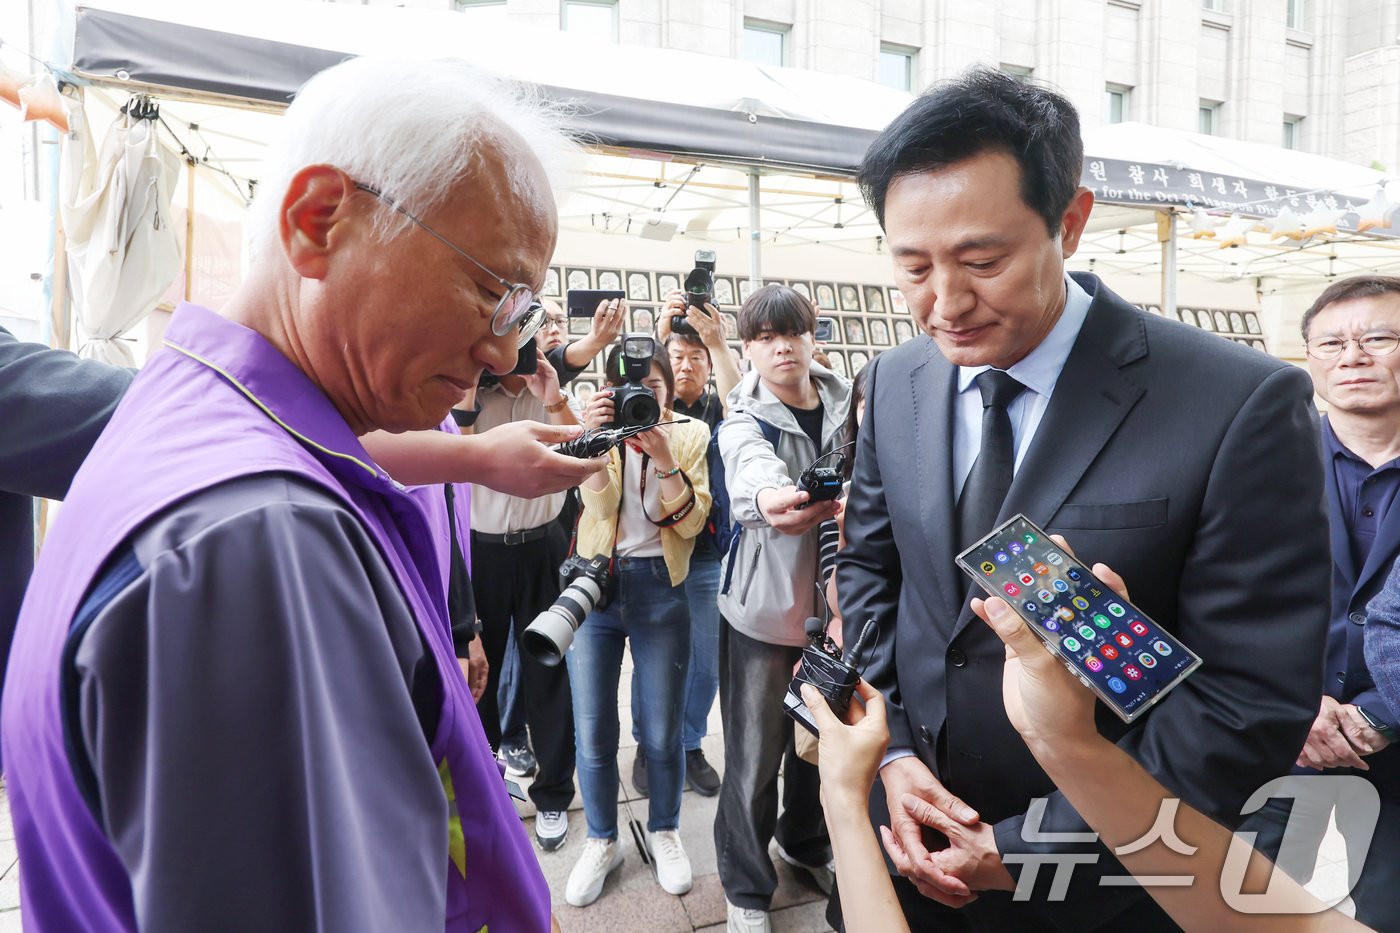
[565,837,622,907]
[648,829,693,895]
[726,899,771,932]
[775,841,835,895]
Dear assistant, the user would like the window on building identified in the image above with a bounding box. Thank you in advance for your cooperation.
[1104,85,1130,124]
[879,44,916,92]
[1199,101,1220,135]
[563,0,617,42]
[457,0,507,26]
[1201,0,1224,10]
[1002,64,1034,83]
[1282,116,1302,149]
[1287,0,1304,28]
[743,20,788,66]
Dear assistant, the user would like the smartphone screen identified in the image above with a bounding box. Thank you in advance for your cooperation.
[956,514,1202,723]
[566,289,626,317]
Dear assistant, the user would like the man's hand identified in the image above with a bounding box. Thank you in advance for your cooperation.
[457,648,489,704]
[756,485,840,534]
[892,794,1015,896]
[1342,704,1393,756]
[469,421,604,496]
[521,346,563,404]
[1298,696,1377,770]
[878,755,980,907]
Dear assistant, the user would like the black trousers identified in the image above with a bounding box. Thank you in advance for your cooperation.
[471,526,576,812]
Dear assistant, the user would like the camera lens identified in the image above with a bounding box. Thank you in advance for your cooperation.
[523,575,605,665]
[619,390,660,428]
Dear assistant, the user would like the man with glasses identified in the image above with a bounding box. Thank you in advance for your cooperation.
[3,57,584,931]
[1242,275,1400,929]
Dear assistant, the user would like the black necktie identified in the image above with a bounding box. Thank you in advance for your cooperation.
[956,370,1026,551]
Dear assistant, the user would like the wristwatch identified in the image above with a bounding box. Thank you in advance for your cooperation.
[1357,705,1399,742]
[543,396,570,414]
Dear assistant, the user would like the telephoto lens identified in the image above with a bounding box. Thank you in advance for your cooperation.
[522,555,613,665]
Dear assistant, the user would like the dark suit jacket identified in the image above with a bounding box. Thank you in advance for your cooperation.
[837,273,1329,930]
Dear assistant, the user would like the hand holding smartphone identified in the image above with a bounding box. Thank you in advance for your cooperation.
[956,515,1201,723]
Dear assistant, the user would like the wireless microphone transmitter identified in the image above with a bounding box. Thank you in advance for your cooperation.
[784,618,877,736]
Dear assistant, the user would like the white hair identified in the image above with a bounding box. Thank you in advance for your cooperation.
[247,56,577,261]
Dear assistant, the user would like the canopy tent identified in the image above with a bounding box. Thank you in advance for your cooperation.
[47,0,1400,361]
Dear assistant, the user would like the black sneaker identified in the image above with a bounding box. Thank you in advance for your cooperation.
[632,752,649,797]
[499,741,537,778]
[685,748,721,797]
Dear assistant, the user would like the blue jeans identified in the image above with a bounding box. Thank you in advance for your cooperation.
[568,556,691,839]
[681,556,722,751]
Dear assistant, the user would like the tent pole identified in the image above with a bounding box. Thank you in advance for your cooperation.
[1158,210,1178,316]
[747,169,762,288]
[184,159,196,300]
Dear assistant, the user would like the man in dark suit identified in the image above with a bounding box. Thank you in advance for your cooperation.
[836,68,1329,930]
[1242,275,1400,929]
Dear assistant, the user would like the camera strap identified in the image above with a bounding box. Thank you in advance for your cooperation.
[640,453,697,528]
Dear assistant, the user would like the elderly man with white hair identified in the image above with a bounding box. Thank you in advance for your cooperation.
[2,57,584,932]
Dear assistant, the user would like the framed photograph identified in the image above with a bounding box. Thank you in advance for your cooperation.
[870,318,892,346]
[815,283,837,310]
[1245,312,1261,335]
[826,350,848,378]
[565,268,592,291]
[543,267,561,297]
[1191,309,1212,330]
[658,273,680,296]
[721,311,739,339]
[627,272,652,302]
[739,279,755,302]
[714,276,736,307]
[1212,310,1229,332]
[1168,308,1184,322]
[596,269,622,291]
[844,318,867,345]
[851,350,870,372]
[1251,338,1267,351]
[1229,311,1245,334]
[839,284,861,312]
[863,286,888,315]
[893,319,915,344]
[632,307,655,333]
[890,288,908,317]
[573,381,597,405]
[1146,305,1162,316]
[764,278,785,288]
[791,281,812,301]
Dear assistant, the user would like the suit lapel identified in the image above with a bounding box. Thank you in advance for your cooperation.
[910,341,963,634]
[950,286,1147,642]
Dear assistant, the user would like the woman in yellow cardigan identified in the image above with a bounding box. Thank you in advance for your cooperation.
[564,342,712,909]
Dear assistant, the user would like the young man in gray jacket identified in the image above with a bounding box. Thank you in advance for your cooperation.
[714,285,851,933]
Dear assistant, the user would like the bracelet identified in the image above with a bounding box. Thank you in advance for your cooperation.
[654,464,682,479]
[543,397,569,414]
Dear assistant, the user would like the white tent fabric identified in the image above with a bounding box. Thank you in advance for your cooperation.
[59,101,182,365]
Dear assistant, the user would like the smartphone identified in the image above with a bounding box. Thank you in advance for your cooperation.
[815,316,836,342]
[567,289,626,317]
[955,514,1202,723]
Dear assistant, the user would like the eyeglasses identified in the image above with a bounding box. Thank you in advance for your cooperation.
[542,314,568,330]
[354,182,540,347]
[1305,332,1400,360]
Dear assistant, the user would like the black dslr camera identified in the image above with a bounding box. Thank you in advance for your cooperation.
[522,554,614,665]
[784,618,877,736]
[609,334,661,429]
[672,249,718,336]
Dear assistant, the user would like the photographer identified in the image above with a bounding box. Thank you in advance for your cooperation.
[658,287,743,423]
[564,339,712,908]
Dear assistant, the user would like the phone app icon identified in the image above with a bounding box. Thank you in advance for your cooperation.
[1100,645,1119,660]
[1123,665,1143,680]
[1092,613,1112,629]
[1009,542,1024,555]
[1032,562,1049,575]
[1003,583,1021,597]
[1043,619,1061,632]
[1055,607,1075,621]
[1072,596,1090,610]
[1045,552,1063,565]
[1138,653,1157,669]
[1052,579,1070,592]
[1088,586,1104,599]
[980,561,996,575]
[1152,639,1173,656]
[1066,568,1082,581]
[1077,625,1097,642]
[1019,572,1035,586]
[995,552,1010,564]
[1062,636,1082,652]
[1085,657,1104,672]
[1129,621,1149,637]
[1114,632,1134,648]
[1024,601,1040,614]
[1107,602,1126,617]
[1024,533,1037,545]
[1107,676,1128,694]
[1037,589,1055,603]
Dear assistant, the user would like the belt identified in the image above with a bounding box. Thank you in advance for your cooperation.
[472,523,552,546]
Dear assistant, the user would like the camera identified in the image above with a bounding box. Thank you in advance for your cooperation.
[522,554,614,665]
[478,335,537,391]
[609,334,661,429]
[814,316,836,343]
[784,618,876,736]
[673,249,718,336]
